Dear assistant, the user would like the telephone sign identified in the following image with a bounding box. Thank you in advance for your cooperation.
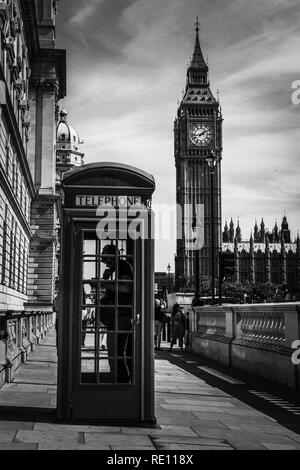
[75,195,143,208]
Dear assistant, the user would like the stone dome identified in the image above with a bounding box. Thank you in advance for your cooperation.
[56,110,82,149]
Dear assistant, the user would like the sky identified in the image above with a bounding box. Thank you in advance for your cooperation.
[56,0,300,272]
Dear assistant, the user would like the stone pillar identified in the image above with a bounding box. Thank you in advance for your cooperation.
[40,80,57,193]
[35,0,57,49]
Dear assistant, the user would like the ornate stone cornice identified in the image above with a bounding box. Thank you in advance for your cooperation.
[30,49,66,99]
[29,77,60,98]
[40,77,59,94]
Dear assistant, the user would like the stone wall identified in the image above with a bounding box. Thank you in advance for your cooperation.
[190,302,300,388]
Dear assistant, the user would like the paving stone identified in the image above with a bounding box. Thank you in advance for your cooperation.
[38,443,111,450]
[163,398,235,407]
[288,434,300,444]
[14,429,81,444]
[262,443,300,450]
[34,423,122,433]
[121,425,198,437]
[222,423,293,433]
[156,413,205,427]
[0,430,17,442]
[152,435,228,446]
[216,415,277,425]
[161,404,226,413]
[0,392,52,407]
[110,445,156,450]
[0,443,38,450]
[156,443,233,450]
[3,383,56,393]
[0,421,34,431]
[229,440,268,450]
[190,411,231,420]
[84,433,153,447]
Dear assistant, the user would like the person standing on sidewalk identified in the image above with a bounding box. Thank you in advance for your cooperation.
[154,298,166,350]
[169,305,186,352]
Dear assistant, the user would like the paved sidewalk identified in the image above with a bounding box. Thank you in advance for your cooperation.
[0,328,300,450]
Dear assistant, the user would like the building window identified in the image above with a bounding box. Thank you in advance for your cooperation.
[0,200,29,294]
[0,119,6,170]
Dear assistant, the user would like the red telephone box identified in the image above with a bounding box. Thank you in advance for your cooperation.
[57,162,156,425]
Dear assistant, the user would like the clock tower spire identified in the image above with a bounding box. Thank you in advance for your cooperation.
[189,17,208,75]
[174,20,223,291]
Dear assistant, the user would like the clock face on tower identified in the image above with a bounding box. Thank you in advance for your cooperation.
[189,123,213,146]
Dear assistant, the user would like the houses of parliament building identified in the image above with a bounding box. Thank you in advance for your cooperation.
[222,217,300,294]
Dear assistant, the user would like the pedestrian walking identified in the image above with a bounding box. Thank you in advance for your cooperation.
[154,298,166,350]
[184,310,190,350]
[169,305,186,352]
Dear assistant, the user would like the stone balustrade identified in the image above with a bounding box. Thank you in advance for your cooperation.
[197,309,226,336]
[190,302,300,388]
[238,311,285,350]
[0,310,54,387]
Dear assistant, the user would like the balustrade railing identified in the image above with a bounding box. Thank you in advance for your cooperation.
[192,303,300,354]
[0,310,54,385]
[198,310,226,336]
[239,311,285,349]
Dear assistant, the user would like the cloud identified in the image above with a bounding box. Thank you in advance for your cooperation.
[68,0,104,25]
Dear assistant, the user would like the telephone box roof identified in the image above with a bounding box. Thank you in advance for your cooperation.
[62,162,155,189]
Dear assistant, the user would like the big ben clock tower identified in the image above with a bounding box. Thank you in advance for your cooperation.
[175,19,223,291]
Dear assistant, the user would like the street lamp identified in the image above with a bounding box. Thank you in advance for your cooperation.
[206,150,218,304]
[167,263,172,293]
[192,210,201,306]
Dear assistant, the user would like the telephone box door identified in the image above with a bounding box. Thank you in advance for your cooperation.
[71,221,143,421]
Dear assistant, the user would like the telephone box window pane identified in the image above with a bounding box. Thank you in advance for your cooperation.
[117,359,132,384]
[98,359,111,374]
[117,333,133,358]
[99,307,115,330]
[98,326,107,351]
[83,282,98,305]
[116,257,133,280]
[83,262,96,280]
[100,263,116,280]
[117,239,134,256]
[81,331,95,349]
[81,315,96,332]
[118,310,132,331]
[118,282,133,305]
[98,360,114,383]
[98,332,114,358]
[81,358,96,384]
[117,239,127,255]
[81,305,96,329]
[83,238,96,255]
[100,280,117,299]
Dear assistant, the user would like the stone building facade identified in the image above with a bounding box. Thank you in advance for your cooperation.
[0,0,66,385]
